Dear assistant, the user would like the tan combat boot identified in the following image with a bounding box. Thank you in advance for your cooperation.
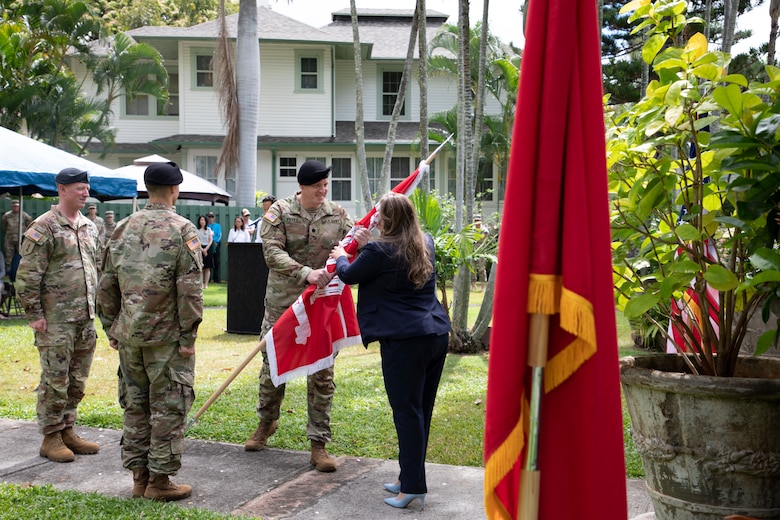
[132,467,149,498]
[143,475,192,501]
[61,427,99,454]
[310,440,337,472]
[39,432,75,463]
[244,420,278,451]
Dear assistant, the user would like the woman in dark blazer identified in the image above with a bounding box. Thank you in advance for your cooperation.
[330,192,450,511]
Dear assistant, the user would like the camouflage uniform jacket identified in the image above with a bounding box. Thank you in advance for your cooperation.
[103,221,116,244]
[97,203,203,348]
[260,194,353,310]
[15,206,99,323]
[2,209,33,241]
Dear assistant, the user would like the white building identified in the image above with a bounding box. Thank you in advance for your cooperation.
[84,6,503,217]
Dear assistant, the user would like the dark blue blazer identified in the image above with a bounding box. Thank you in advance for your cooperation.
[335,234,450,346]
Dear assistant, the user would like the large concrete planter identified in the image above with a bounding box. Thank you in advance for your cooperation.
[620,354,780,520]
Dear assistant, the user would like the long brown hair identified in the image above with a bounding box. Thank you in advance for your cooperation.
[376,192,433,289]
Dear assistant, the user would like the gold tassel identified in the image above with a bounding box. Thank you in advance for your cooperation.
[527,274,561,315]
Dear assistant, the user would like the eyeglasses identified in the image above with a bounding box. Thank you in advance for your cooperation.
[207,215,215,218]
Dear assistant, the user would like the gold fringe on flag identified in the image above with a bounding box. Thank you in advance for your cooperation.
[527,275,597,393]
[484,397,530,520]
[527,274,561,315]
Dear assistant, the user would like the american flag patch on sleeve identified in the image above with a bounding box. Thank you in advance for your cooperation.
[186,236,200,251]
[25,227,43,242]
[264,212,277,223]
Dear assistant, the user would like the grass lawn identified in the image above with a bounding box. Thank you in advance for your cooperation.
[0,283,651,516]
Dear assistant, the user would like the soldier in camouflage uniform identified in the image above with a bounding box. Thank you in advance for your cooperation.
[103,210,116,243]
[15,168,101,464]
[2,199,33,270]
[86,203,106,260]
[245,160,369,473]
[97,162,203,502]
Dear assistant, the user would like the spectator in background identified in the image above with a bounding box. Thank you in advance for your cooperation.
[241,208,255,238]
[196,215,213,289]
[227,216,251,243]
[255,195,277,243]
[2,199,33,270]
[103,211,117,243]
[85,203,105,238]
[207,212,222,283]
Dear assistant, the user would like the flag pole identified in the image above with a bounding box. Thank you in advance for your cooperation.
[185,338,266,430]
[425,134,453,165]
[518,312,550,519]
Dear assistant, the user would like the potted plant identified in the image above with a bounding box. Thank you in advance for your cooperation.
[608,1,780,518]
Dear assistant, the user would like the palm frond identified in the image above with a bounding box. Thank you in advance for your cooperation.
[213,0,238,182]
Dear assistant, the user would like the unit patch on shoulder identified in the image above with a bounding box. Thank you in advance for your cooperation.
[25,227,44,242]
[186,236,200,251]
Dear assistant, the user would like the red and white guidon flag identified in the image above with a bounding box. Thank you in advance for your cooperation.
[264,161,430,386]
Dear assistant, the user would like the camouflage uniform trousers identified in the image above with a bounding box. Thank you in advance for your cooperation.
[34,320,97,435]
[257,312,335,443]
[118,342,195,477]
[4,235,19,269]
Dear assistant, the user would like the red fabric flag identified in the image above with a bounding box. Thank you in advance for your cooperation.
[483,0,627,518]
[265,164,427,386]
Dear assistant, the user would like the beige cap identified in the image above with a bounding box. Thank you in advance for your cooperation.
[241,208,251,217]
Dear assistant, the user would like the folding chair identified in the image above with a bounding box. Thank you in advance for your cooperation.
[1,254,23,318]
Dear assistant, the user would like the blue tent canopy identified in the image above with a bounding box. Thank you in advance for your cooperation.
[0,126,137,200]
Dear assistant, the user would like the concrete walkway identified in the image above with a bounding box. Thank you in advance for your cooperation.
[0,419,654,519]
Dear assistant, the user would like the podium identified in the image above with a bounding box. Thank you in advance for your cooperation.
[226,243,268,334]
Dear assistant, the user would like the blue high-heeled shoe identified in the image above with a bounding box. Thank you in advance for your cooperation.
[383,481,401,493]
[384,493,426,511]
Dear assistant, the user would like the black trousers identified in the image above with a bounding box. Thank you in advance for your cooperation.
[211,242,221,282]
[380,333,448,494]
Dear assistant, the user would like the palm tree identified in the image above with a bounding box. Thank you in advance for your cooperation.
[86,32,168,155]
[350,0,372,213]
[214,0,259,208]
[416,0,431,192]
[376,7,422,196]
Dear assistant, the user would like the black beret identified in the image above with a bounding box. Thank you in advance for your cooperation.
[297,160,331,186]
[144,161,183,186]
[55,168,90,185]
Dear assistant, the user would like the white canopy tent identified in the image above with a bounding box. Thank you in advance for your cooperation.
[112,155,232,205]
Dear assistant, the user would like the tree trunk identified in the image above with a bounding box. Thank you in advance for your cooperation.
[721,0,738,55]
[451,0,472,335]
[350,0,372,214]
[236,0,259,209]
[471,261,496,346]
[377,8,421,197]
[769,0,780,66]
[417,0,430,192]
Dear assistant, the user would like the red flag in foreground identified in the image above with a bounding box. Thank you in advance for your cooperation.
[483,0,627,518]
[265,163,428,386]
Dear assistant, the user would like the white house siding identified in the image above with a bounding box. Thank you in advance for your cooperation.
[179,44,228,135]
[257,43,333,137]
[334,59,461,123]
